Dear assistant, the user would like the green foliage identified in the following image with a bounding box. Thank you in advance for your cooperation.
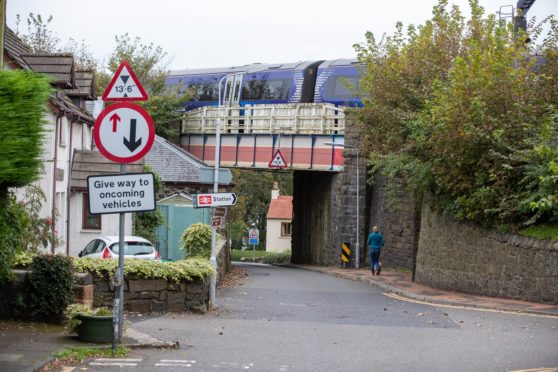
[355,0,558,229]
[54,346,127,363]
[0,193,26,282]
[519,225,558,241]
[15,13,60,53]
[230,249,291,265]
[27,255,74,322]
[133,166,164,244]
[0,70,51,188]
[64,304,112,335]
[96,34,188,141]
[180,223,212,259]
[12,250,39,268]
[73,257,213,283]
[229,169,293,249]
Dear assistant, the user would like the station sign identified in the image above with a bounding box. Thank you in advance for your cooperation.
[93,102,155,163]
[193,192,237,208]
[87,173,156,214]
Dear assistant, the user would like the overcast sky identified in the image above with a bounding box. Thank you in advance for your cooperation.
[6,0,557,71]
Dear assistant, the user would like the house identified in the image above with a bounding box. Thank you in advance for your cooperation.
[145,135,233,259]
[3,27,130,255]
[265,182,293,253]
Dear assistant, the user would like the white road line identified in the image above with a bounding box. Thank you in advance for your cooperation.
[89,362,138,366]
[93,358,143,362]
[160,359,196,363]
[155,363,193,367]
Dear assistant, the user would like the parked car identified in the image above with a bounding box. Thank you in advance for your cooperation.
[78,236,160,260]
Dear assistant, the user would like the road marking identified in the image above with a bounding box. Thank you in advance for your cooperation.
[383,293,558,319]
[89,358,142,367]
[156,359,197,367]
[509,368,558,372]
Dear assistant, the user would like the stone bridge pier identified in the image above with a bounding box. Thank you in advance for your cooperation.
[291,118,418,272]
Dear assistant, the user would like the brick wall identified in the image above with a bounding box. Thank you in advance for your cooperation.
[415,204,558,304]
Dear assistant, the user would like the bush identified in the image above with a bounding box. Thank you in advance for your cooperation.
[64,304,112,335]
[12,250,39,269]
[180,223,212,259]
[27,255,74,322]
[519,225,558,241]
[73,257,213,282]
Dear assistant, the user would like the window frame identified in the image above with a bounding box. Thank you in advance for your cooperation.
[82,193,101,230]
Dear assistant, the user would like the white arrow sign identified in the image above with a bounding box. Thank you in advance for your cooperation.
[194,193,237,208]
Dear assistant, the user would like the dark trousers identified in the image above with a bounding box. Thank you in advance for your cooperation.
[370,249,381,272]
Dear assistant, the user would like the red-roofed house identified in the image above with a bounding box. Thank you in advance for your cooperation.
[266,182,293,253]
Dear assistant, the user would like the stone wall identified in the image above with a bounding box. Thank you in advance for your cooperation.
[92,275,210,313]
[415,204,558,304]
[366,173,418,271]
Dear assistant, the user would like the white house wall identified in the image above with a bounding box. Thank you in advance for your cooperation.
[266,219,291,253]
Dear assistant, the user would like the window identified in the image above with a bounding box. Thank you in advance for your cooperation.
[187,82,219,101]
[82,193,101,230]
[325,76,359,100]
[241,79,291,101]
[281,222,292,237]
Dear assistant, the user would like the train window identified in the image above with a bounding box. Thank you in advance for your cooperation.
[326,76,359,99]
[241,79,290,100]
[224,81,232,102]
[233,80,241,101]
[187,82,219,101]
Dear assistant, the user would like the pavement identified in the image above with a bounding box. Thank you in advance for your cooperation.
[1,265,557,372]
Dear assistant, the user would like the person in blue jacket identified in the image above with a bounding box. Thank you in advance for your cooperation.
[367,225,384,275]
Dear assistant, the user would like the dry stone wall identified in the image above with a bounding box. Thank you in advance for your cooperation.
[415,204,558,304]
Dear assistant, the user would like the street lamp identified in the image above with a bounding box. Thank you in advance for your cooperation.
[325,141,361,269]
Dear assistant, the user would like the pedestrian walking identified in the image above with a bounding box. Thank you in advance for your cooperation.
[367,225,384,275]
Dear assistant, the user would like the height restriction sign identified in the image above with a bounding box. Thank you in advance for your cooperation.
[102,60,148,101]
[93,102,155,163]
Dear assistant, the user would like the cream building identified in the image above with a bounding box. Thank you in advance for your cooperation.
[265,183,293,253]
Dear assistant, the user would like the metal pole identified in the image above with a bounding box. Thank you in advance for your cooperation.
[209,75,227,306]
[355,151,360,270]
[113,163,125,350]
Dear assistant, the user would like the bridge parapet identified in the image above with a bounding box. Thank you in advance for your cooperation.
[181,103,345,135]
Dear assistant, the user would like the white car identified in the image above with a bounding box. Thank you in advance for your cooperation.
[78,236,160,260]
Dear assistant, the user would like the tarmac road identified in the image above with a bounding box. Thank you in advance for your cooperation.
[72,263,558,372]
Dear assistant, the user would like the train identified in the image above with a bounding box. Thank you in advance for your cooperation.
[165,59,363,111]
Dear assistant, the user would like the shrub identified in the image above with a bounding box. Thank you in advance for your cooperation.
[180,223,212,259]
[64,304,112,335]
[12,250,39,269]
[27,254,74,322]
[73,257,213,282]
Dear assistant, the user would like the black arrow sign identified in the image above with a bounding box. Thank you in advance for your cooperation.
[123,119,142,152]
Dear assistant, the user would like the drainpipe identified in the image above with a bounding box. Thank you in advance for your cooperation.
[51,110,62,253]
[65,120,74,256]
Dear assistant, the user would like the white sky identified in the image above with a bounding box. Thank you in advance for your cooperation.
[6,0,557,71]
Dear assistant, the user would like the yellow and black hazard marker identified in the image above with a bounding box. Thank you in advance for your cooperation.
[341,242,351,266]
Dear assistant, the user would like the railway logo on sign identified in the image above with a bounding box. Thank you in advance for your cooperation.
[102,60,148,101]
[193,193,237,208]
[93,102,155,163]
[269,149,288,169]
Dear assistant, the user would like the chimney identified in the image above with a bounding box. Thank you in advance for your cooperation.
[271,182,280,200]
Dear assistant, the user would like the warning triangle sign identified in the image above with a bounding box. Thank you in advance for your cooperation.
[102,60,149,102]
[269,149,288,169]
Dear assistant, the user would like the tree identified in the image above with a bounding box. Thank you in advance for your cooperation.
[0,69,51,282]
[354,0,558,229]
[229,169,293,249]
[98,33,188,141]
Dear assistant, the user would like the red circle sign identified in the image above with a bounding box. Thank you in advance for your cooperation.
[93,102,155,163]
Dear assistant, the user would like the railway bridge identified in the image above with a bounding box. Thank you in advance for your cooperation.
[180,103,370,266]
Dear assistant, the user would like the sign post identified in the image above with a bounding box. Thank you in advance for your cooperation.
[248,227,259,261]
[95,60,153,351]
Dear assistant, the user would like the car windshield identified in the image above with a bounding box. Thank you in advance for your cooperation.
[110,241,153,256]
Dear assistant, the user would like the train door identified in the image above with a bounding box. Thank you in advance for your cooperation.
[223,74,243,106]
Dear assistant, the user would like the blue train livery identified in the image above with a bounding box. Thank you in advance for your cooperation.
[166,59,362,111]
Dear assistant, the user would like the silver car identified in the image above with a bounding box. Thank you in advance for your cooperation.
[78,236,160,260]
